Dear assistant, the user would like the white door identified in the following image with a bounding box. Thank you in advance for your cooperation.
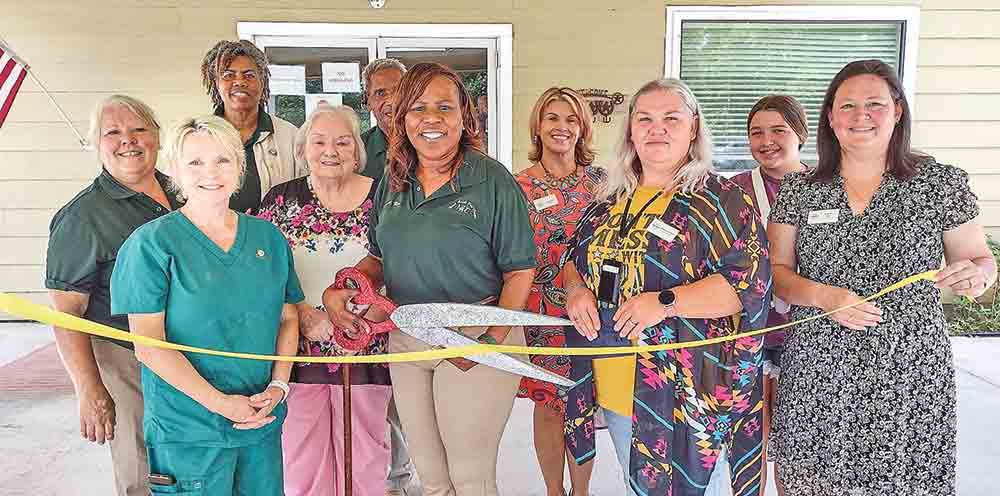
[239,23,512,168]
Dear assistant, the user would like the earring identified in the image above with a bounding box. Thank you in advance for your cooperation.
[532,135,540,145]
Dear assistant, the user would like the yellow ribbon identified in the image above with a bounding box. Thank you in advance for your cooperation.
[0,270,937,363]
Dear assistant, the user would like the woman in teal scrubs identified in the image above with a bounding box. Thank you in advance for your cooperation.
[111,115,303,495]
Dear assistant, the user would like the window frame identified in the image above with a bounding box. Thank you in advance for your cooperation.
[664,6,920,165]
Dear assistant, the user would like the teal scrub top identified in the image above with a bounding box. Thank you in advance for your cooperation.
[111,211,305,447]
[368,149,536,306]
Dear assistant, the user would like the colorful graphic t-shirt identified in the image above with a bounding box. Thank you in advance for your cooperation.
[585,186,673,417]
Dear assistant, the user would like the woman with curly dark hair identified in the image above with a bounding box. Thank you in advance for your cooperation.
[200,39,306,214]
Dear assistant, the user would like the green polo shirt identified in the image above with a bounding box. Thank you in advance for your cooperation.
[45,169,182,348]
[360,125,388,183]
[110,211,304,447]
[369,149,536,306]
[215,105,267,215]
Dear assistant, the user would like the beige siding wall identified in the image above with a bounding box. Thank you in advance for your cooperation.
[917,0,1000,240]
[0,0,996,317]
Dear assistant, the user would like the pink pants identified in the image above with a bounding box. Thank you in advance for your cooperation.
[281,383,393,496]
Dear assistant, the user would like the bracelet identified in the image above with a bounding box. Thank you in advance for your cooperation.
[478,333,499,345]
[268,380,290,404]
[564,282,588,295]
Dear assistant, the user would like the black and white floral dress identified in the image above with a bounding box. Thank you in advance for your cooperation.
[769,160,978,495]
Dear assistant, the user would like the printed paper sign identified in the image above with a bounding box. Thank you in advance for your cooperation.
[268,65,306,95]
[322,63,361,93]
[306,93,344,116]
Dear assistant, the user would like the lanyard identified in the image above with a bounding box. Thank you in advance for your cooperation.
[616,189,664,243]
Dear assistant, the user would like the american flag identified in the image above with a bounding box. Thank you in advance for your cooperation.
[0,41,28,129]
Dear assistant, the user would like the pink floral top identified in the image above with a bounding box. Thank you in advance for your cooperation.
[258,176,389,385]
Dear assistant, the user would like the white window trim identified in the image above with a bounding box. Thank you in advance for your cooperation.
[237,22,514,169]
[664,6,920,107]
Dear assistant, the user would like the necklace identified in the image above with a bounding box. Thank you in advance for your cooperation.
[538,160,580,191]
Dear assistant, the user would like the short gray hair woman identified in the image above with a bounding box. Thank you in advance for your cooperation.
[561,78,771,495]
[258,104,391,496]
[47,93,177,495]
[87,94,161,163]
[293,104,367,170]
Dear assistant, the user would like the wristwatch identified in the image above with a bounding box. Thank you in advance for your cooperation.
[657,289,676,315]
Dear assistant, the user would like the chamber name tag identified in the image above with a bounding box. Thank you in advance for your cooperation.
[807,209,840,224]
[533,194,558,211]
[647,218,680,242]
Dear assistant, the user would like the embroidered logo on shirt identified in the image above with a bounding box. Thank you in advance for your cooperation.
[447,199,478,219]
[256,249,266,258]
[383,199,402,209]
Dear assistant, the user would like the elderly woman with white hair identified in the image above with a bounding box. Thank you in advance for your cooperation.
[110,115,303,495]
[561,78,771,496]
[257,104,391,496]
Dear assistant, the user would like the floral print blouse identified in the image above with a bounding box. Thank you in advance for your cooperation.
[258,176,389,385]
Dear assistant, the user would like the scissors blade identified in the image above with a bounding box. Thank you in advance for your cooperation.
[397,325,574,388]
[391,303,572,329]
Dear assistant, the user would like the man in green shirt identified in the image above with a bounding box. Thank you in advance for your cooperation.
[46,95,181,496]
[359,58,406,184]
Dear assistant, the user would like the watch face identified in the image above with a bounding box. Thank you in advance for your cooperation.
[658,290,676,306]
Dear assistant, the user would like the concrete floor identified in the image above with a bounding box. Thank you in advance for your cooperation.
[1,324,997,495]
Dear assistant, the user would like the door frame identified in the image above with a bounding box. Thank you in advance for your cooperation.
[238,22,513,168]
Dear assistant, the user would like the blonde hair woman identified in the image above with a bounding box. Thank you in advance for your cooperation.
[561,79,770,495]
[515,87,605,496]
[111,115,303,495]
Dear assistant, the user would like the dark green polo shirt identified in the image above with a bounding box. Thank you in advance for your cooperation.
[215,105,267,215]
[45,169,182,347]
[368,149,536,306]
[360,125,388,183]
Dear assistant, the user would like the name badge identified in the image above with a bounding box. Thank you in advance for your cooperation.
[533,194,558,211]
[807,209,840,225]
[647,218,680,242]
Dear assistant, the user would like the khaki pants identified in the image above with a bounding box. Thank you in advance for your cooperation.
[388,327,523,496]
[92,339,148,496]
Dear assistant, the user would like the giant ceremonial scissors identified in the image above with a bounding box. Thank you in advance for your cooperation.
[331,267,575,387]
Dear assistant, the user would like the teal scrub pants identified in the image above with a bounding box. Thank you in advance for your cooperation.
[146,431,283,495]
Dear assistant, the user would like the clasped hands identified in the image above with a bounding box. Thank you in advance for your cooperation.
[565,285,673,340]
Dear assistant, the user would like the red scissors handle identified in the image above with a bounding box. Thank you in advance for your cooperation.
[331,267,398,351]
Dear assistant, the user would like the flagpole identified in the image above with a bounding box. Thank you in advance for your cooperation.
[0,35,88,149]
[26,71,88,148]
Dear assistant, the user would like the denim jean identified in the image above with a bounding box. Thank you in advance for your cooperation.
[606,408,733,496]
[705,445,734,496]
[603,408,639,496]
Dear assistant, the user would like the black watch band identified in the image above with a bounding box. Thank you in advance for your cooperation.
[658,289,676,307]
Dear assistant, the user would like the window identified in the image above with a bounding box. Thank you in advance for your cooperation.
[665,7,919,171]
